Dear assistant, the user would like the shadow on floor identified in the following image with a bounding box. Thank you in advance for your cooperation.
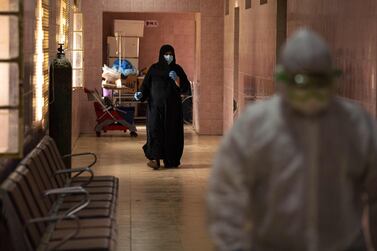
[178,164,211,169]
[142,164,211,171]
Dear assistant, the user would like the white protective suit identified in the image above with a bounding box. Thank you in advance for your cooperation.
[207,30,377,251]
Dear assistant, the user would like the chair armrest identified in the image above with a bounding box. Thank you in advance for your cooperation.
[43,186,88,196]
[54,166,93,176]
[27,214,79,226]
[27,215,81,251]
[62,152,97,167]
[54,167,94,187]
[43,186,90,216]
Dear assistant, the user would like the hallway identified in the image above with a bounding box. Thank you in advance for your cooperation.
[2,0,377,250]
[72,127,218,251]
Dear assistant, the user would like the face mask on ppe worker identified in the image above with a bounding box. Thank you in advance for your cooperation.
[164,55,174,65]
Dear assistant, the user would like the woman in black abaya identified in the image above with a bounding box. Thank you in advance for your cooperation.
[135,44,190,169]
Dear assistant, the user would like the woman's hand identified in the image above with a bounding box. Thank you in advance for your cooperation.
[169,71,180,87]
[134,91,143,101]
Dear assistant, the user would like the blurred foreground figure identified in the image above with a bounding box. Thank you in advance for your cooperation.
[207,29,377,251]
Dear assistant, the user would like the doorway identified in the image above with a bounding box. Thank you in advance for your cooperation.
[102,12,197,125]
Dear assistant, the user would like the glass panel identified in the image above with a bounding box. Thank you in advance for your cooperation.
[0,0,19,12]
[0,16,19,59]
[73,69,83,87]
[0,109,19,153]
[245,0,252,9]
[73,13,82,31]
[73,32,83,50]
[0,63,19,106]
[225,0,229,15]
[72,51,83,69]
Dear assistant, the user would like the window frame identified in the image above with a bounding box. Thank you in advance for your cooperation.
[245,0,252,9]
[72,10,84,88]
[0,0,24,158]
[33,0,49,128]
[225,0,230,15]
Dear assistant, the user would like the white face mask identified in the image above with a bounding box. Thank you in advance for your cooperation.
[164,55,174,65]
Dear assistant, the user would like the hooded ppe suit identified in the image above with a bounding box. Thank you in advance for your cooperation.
[207,29,377,251]
[138,44,190,167]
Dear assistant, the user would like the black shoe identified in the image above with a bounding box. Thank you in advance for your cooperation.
[147,159,160,170]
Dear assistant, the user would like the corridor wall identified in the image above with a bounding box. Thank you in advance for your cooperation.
[287,0,377,116]
[224,0,277,131]
[224,0,377,132]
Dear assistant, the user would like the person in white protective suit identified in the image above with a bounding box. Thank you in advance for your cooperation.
[207,29,377,251]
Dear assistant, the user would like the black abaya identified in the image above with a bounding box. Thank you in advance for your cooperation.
[139,45,190,167]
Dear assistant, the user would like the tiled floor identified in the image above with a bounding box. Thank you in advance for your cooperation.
[72,126,220,251]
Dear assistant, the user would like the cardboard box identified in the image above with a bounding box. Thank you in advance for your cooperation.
[107,36,139,58]
[114,20,144,37]
[123,37,139,58]
[109,57,139,70]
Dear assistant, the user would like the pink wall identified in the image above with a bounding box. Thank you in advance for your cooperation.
[287,0,377,116]
[224,0,377,132]
[239,2,277,102]
[81,0,224,135]
[102,12,195,80]
[71,90,81,147]
[192,13,201,131]
[224,0,277,131]
[195,0,224,135]
[223,1,234,132]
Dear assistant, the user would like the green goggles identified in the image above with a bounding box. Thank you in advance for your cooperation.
[275,65,341,89]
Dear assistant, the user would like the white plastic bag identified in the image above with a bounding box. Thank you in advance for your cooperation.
[102,64,121,84]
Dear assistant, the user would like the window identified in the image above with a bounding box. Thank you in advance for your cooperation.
[72,0,83,87]
[33,0,49,127]
[58,0,69,48]
[0,0,23,156]
[225,0,229,15]
[260,0,268,4]
[245,0,252,9]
